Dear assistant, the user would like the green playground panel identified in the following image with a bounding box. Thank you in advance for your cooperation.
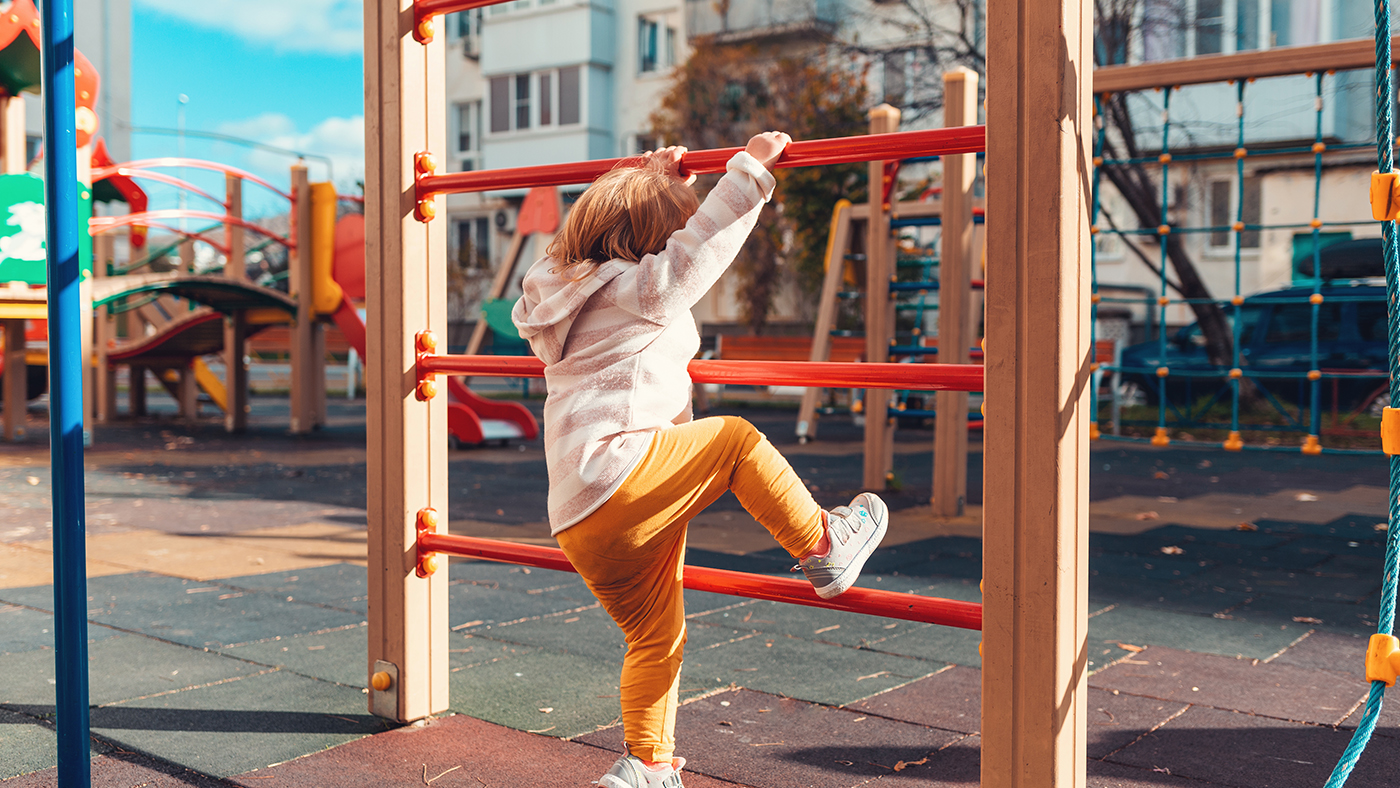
[0,173,93,286]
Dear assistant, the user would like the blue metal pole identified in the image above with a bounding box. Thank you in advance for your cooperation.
[41,0,91,784]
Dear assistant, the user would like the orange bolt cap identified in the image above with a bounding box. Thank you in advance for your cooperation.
[371,671,393,691]
[415,151,438,175]
[416,379,438,401]
[416,331,438,354]
[415,17,436,43]
[416,199,437,222]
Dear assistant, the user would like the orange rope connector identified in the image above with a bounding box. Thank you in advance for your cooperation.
[1234,147,1247,159]
[851,399,864,414]
[1367,634,1400,687]
[1301,435,1322,455]
[1310,218,1323,229]
[1229,368,1243,379]
[1092,156,1103,167]
[1371,171,1400,221]
[1223,431,1243,451]
[1151,427,1170,447]
[1157,224,1171,235]
[1310,293,1324,304]
[1090,362,1100,372]
[1090,224,1100,235]
[1158,296,1170,306]
[1307,370,1321,381]
[1232,221,1245,232]
[1156,366,1169,378]
[1091,293,1102,304]
[1382,407,1400,455]
[1312,142,1327,154]
[1231,295,1245,306]
[1089,422,1101,440]
[1158,153,1172,164]
[980,402,986,417]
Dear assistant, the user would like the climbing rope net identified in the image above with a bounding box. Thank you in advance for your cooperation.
[1090,70,1389,454]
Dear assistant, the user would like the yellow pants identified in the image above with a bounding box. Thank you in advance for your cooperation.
[555,415,823,762]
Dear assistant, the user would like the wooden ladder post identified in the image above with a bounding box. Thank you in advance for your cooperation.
[364,0,450,723]
[932,68,979,518]
[289,164,320,433]
[3,318,25,440]
[796,201,853,442]
[178,364,199,424]
[93,234,115,424]
[862,104,900,491]
[982,0,1092,783]
[224,174,249,433]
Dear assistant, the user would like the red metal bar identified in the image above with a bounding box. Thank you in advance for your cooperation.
[90,211,295,248]
[416,0,503,14]
[101,159,293,201]
[418,126,987,197]
[418,354,985,392]
[421,532,983,630]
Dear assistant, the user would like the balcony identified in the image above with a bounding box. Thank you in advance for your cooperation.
[684,0,840,43]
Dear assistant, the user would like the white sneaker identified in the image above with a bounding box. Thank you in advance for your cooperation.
[596,753,686,788]
[796,493,889,599]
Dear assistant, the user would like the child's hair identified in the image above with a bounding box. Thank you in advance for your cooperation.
[547,156,700,280]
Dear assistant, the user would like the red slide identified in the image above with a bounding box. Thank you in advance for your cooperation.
[329,291,539,447]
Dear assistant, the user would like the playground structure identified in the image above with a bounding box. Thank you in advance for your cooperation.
[1090,43,1400,455]
[366,1,1095,787]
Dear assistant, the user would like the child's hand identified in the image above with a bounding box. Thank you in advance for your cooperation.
[744,131,791,169]
[643,145,695,185]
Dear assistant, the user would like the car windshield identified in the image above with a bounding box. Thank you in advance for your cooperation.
[1176,305,1264,349]
[1263,301,1343,343]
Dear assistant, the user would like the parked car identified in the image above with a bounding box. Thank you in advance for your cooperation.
[1115,282,1388,410]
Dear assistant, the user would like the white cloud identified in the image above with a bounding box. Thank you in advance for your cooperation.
[136,0,363,55]
[215,113,365,207]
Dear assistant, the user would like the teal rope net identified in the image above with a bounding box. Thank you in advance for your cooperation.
[1322,2,1399,784]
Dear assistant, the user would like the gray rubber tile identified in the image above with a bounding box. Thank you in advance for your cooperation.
[683,633,946,706]
[1267,629,1370,677]
[447,580,597,630]
[1134,524,1290,549]
[447,647,630,738]
[1277,536,1388,560]
[1256,514,1391,541]
[0,573,365,649]
[686,598,942,652]
[1191,565,1381,603]
[88,669,388,778]
[579,688,977,788]
[1089,574,1253,618]
[0,707,76,780]
[864,618,983,667]
[226,712,744,787]
[1223,594,1380,634]
[1105,705,1400,787]
[218,563,368,614]
[1086,602,1306,660]
[448,559,592,595]
[0,634,264,710]
[847,665,980,734]
[0,604,119,655]
[216,624,369,687]
[4,751,228,787]
[1339,687,1400,741]
[452,606,624,663]
[1089,554,1211,580]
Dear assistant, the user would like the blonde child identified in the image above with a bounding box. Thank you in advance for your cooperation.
[512,132,887,788]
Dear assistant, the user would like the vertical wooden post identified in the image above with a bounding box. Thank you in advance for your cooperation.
[313,326,327,425]
[364,0,450,722]
[129,366,146,417]
[862,105,900,491]
[796,202,852,442]
[93,234,115,423]
[178,239,194,273]
[3,318,25,440]
[0,95,25,174]
[289,164,317,433]
[932,68,979,518]
[178,364,198,423]
[224,176,248,432]
[982,0,1091,783]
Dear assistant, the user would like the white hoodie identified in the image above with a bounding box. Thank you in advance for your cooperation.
[512,151,776,534]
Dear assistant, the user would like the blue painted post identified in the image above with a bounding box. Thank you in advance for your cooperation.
[41,0,91,784]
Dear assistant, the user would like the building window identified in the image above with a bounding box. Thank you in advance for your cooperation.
[559,66,581,125]
[456,101,482,170]
[1195,0,1224,55]
[666,26,676,67]
[883,51,907,106]
[457,217,491,269]
[489,67,583,134]
[1209,176,1261,249]
[639,18,659,73]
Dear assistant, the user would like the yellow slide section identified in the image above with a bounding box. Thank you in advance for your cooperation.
[191,358,227,413]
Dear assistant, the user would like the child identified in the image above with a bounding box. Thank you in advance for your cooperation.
[512,132,888,788]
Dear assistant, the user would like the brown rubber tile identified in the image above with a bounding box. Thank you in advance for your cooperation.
[1089,645,1368,726]
[846,665,980,734]
[4,752,226,787]
[1085,689,1189,760]
[1106,705,1400,787]
[226,713,742,787]
[1340,688,1400,741]
[1268,629,1370,677]
[577,688,975,788]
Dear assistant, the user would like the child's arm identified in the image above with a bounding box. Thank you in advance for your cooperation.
[617,132,790,323]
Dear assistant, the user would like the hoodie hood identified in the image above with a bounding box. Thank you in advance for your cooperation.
[511,257,629,365]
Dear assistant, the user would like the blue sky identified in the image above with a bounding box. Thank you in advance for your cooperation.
[127,0,364,217]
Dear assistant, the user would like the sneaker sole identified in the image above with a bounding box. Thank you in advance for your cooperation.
[811,497,888,599]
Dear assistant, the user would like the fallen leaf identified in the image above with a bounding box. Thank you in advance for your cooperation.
[1292,616,1323,624]
[1159,546,1184,555]
[538,707,553,713]
[25,476,38,486]
[851,716,866,722]
[526,726,555,734]
[1294,493,1318,502]
[718,721,732,726]
[1237,522,1258,532]
[750,742,785,747]
[1197,460,1212,469]
[1115,642,1145,652]
[835,760,854,766]
[720,701,730,707]
[1153,471,1169,480]
[892,757,929,772]
[814,624,840,634]
[1156,496,1178,503]
[1376,523,1389,532]
[495,509,504,516]
[1121,658,1150,665]
[857,671,891,681]
[1135,511,1159,521]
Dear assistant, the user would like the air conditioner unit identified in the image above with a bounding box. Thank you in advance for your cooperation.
[494,209,515,235]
